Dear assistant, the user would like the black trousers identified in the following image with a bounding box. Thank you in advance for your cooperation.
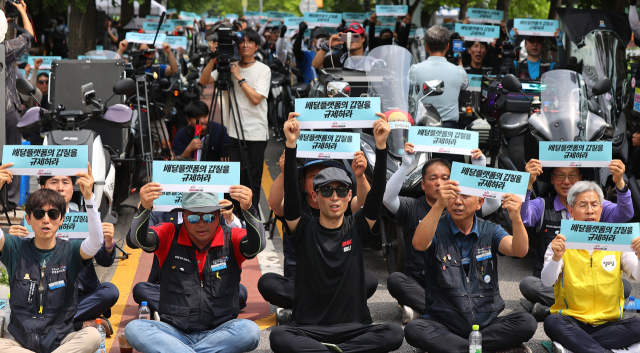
[405,313,537,353]
[269,322,404,353]
[132,282,249,312]
[257,271,378,309]
[544,314,640,353]
[75,283,120,322]
[229,138,267,213]
[520,276,632,307]
[6,110,21,206]
[386,272,426,315]
[430,121,465,164]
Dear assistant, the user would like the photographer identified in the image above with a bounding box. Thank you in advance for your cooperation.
[3,0,34,210]
[312,22,366,70]
[200,28,271,210]
[409,25,468,163]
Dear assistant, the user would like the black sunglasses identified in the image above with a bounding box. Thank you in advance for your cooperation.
[348,24,363,31]
[38,80,49,84]
[32,208,61,220]
[316,186,350,198]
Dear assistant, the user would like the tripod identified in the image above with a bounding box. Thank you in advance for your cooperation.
[203,68,257,215]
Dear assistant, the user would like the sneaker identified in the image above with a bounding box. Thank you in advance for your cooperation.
[496,344,532,353]
[612,342,640,353]
[153,311,161,321]
[553,342,574,353]
[99,317,113,337]
[520,298,534,312]
[401,305,422,325]
[531,302,551,322]
[276,308,292,326]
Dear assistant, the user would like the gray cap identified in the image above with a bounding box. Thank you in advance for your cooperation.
[169,192,232,214]
[313,167,352,190]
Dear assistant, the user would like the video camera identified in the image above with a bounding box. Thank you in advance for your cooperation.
[129,49,157,75]
[446,32,464,65]
[205,23,244,76]
[498,40,517,76]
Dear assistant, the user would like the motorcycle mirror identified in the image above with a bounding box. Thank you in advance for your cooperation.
[327,81,351,97]
[159,78,171,90]
[501,74,522,92]
[187,72,199,81]
[16,77,36,96]
[423,80,444,96]
[592,77,612,96]
[113,78,136,96]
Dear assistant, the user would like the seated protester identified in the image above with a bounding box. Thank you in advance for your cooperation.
[259,151,378,325]
[312,22,366,70]
[405,180,537,353]
[292,23,328,84]
[543,181,640,353]
[126,184,265,353]
[0,166,104,353]
[269,113,404,353]
[511,29,566,80]
[131,197,247,315]
[384,143,493,324]
[519,159,633,321]
[9,173,118,335]
[172,101,230,161]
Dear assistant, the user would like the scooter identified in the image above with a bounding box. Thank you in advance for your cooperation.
[15,77,137,222]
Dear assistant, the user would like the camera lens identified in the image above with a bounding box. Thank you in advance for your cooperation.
[219,45,231,56]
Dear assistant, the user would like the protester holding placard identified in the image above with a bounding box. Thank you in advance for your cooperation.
[409,25,469,163]
[127,184,265,353]
[384,143,492,324]
[292,22,328,84]
[312,22,367,70]
[519,158,633,321]
[259,149,378,325]
[0,167,106,352]
[541,181,640,353]
[405,177,536,353]
[511,27,565,80]
[269,113,405,352]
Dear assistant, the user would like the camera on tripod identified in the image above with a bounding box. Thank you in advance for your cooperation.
[499,40,517,75]
[446,32,464,65]
[206,23,244,73]
[129,49,156,75]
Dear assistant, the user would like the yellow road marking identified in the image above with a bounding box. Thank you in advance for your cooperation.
[255,313,277,330]
[105,245,143,352]
[261,160,283,239]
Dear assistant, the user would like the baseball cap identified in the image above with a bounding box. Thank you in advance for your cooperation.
[297,159,351,179]
[169,192,232,214]
[345,22,365,36]
[313,167,352,190]
[312,27,330,39]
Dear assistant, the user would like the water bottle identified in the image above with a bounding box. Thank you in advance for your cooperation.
[469,324,482,353]
[4,294,10,330]
[139,301,151,320]
[625,296,637,319]
[94,318,106,353]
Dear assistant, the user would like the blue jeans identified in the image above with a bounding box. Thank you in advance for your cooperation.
[125,319,260,353]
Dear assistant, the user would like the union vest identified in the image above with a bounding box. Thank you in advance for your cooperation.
[533,197,565,278]
[424,216,504,336]
[9,238,77,353]
[551,249,624,325]
[159,225,240,333]
[518,58,551,80]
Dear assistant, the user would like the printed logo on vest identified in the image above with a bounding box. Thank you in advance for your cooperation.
[601,254,616,272]
[342,239,352,252]
[51,265,67,275]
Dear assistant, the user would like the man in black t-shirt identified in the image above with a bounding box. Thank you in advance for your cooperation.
[269,113,404,353]
[258,153,379,325]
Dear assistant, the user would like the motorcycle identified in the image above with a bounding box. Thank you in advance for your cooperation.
[15,77,137,221]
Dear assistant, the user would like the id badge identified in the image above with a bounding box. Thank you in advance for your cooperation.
[48,280,66,290]
[211,256,228,272]
[476,248,492,261]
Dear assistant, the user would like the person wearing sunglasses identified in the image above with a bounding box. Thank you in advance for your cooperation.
[269,113,405,353]
[406,178,536,353]
[259,150,378,325]
[542,181,640,353]
[0,165,105,353]
[312,22,367,70]
[126,185,265,353]
[519,159,633,322]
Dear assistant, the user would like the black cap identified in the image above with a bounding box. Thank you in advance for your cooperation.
[313,167,352,190]
[312,28,330,39]
[297,159,351,179]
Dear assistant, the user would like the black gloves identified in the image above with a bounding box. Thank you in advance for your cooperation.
[280,25,287,38]
[299,21,308,33]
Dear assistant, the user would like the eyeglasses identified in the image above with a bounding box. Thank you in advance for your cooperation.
[316,186,350,198]
[32,208,61,220]
[551,173,580,182]
[240,41,255,47]
[38,80,49,84]
[186,213,216,224]
[576,203,601,212]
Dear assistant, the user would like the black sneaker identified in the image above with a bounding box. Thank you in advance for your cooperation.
[519,298,534,312]
[276,308,292,326]
[531,302,550,322]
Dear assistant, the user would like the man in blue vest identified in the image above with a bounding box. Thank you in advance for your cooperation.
[126,183,265,353]
[405,179,537,353]
[511,28,566,80]
[0,163,104,353]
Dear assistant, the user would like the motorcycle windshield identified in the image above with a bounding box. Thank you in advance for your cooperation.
[575,31,625,127]
[539,70,585,141]
[83,50,121,60]
[344,55,376,71]
[365,46,416,158]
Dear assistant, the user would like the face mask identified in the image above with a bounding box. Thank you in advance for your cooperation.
[381,37,393,45]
